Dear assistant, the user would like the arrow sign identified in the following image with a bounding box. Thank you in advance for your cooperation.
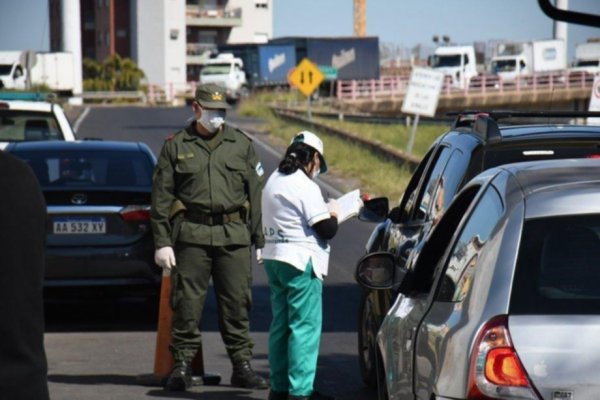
[288,58,325,97]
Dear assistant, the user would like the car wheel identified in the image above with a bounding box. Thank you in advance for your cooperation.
[358,288,378,387]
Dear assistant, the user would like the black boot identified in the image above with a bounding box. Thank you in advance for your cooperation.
[230,360,269,389]
[268,390,288,400]
[165,361,192,391]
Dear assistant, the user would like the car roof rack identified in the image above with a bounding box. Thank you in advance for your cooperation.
[447,110,600,144]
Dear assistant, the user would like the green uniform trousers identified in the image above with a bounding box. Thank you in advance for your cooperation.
[264,259,323,397]
[170,242,254,364]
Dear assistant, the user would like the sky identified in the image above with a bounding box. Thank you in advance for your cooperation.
[273,0,599,61]
[0,0,598,61]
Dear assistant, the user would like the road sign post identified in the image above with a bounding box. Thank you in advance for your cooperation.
[401,67,444,154]
[588,76,600,126]
[288,58,325,121]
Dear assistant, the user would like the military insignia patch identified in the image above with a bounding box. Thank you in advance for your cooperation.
[212,92,223,101]
[255,162,264,177]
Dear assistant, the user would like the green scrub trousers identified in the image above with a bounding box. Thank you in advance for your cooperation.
[264,259,323,397]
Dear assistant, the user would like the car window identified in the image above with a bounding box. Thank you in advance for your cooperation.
[0,110,63,142]
[395,147,434,224]
[407,185,482,294]
[429,149,466,226]
[15,150,154,188]
[435,186,504,302]
[510,215,600,315]
[413,146,452,222]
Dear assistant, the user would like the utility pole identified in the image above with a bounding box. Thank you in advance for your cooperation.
[353,0,366,37]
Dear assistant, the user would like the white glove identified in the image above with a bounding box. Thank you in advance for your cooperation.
[327,198,340,218]
[155,246,176,270]
[256,248,263,265]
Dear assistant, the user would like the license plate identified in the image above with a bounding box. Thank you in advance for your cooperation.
[53,218,106,234]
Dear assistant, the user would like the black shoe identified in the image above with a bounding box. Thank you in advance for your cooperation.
[230,360,269,389]
[165,361,192,391]
[269,389,288,400]
[289,391,335,400]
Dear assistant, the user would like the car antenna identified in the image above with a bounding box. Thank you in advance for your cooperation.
[548,85,555,125]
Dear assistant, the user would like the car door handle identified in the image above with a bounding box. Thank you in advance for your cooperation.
[404,327,417,351]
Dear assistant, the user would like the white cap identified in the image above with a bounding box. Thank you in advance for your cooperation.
[290,130,327,173]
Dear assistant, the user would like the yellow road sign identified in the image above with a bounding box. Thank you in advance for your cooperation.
[288,58,325,97]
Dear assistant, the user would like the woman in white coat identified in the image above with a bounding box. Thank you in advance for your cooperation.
[262,131,339,400]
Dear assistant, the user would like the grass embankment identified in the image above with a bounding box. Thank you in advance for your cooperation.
[238,92,448,202]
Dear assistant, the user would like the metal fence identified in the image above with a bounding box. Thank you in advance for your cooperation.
[337,71,598,101]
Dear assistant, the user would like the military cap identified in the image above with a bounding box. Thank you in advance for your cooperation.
[195,83,230,109]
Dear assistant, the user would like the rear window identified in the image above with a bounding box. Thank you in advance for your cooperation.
[0,110,64,142]
[484,143,600,169]
[510,215,600,315]
[13,150,154,188]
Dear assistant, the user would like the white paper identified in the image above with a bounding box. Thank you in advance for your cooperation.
[335,189,361,223]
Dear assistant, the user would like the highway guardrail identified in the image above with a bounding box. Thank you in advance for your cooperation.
[270,106,421,169]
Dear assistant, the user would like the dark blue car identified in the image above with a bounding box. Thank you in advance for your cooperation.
[7,140,160,299]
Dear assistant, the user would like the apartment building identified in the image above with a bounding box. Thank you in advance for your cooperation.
[185,0,273,81]
[50,0,272,87]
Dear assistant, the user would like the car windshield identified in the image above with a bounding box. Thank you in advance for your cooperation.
[201,63,232,75]
[491,59,517,74]
[12,149,154,188]
[0,64,13,75]
[431,54,462,68]
[510,214,600,315]
[0,110,63,142]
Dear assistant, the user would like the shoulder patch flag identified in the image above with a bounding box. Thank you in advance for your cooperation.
[255,162,264,177]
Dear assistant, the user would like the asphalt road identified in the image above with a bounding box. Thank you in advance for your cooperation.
[44,106,379,399]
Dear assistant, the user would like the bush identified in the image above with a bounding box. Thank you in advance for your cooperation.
[82,55,145,91]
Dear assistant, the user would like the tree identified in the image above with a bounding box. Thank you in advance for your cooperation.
[82,55,145,91]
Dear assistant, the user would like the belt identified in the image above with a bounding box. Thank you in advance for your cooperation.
[184,210,242,226]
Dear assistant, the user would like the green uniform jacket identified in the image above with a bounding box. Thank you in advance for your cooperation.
[151,122,265,249]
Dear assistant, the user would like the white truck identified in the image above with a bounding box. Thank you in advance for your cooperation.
[0,51,75,94]
[0,51,26,90]
[570,41,600,74]
[198,53,248,101]
[490,39,567,82]
[429,45,479,89]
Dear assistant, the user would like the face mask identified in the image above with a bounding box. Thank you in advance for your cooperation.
[310,155,321,179]
[311,167,320,179]
[197,108,226,133]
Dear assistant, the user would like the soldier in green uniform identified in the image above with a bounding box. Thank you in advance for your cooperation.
[151,83,267,392]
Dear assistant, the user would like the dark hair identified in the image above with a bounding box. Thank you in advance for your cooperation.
[278,142,316,175]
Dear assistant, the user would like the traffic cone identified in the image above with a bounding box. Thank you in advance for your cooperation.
[137,268,221,387]
[152,267,174,378]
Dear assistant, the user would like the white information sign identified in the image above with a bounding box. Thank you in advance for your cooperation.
[401,67,445,118]
[588,75,600,126]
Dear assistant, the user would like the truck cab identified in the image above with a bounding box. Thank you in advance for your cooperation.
[490,54,529,81]
[430,45,478,89]
[0,52,26,90]
[199,53,248,101]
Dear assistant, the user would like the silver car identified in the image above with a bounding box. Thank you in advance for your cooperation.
[357,158,600,400]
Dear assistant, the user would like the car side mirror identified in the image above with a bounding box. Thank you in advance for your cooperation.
[358,197,389,223]
[355,252,395,290]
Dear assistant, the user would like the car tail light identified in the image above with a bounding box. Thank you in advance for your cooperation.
[587,154,600,159]
[467,315,540,399]
[120,205,150,221]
